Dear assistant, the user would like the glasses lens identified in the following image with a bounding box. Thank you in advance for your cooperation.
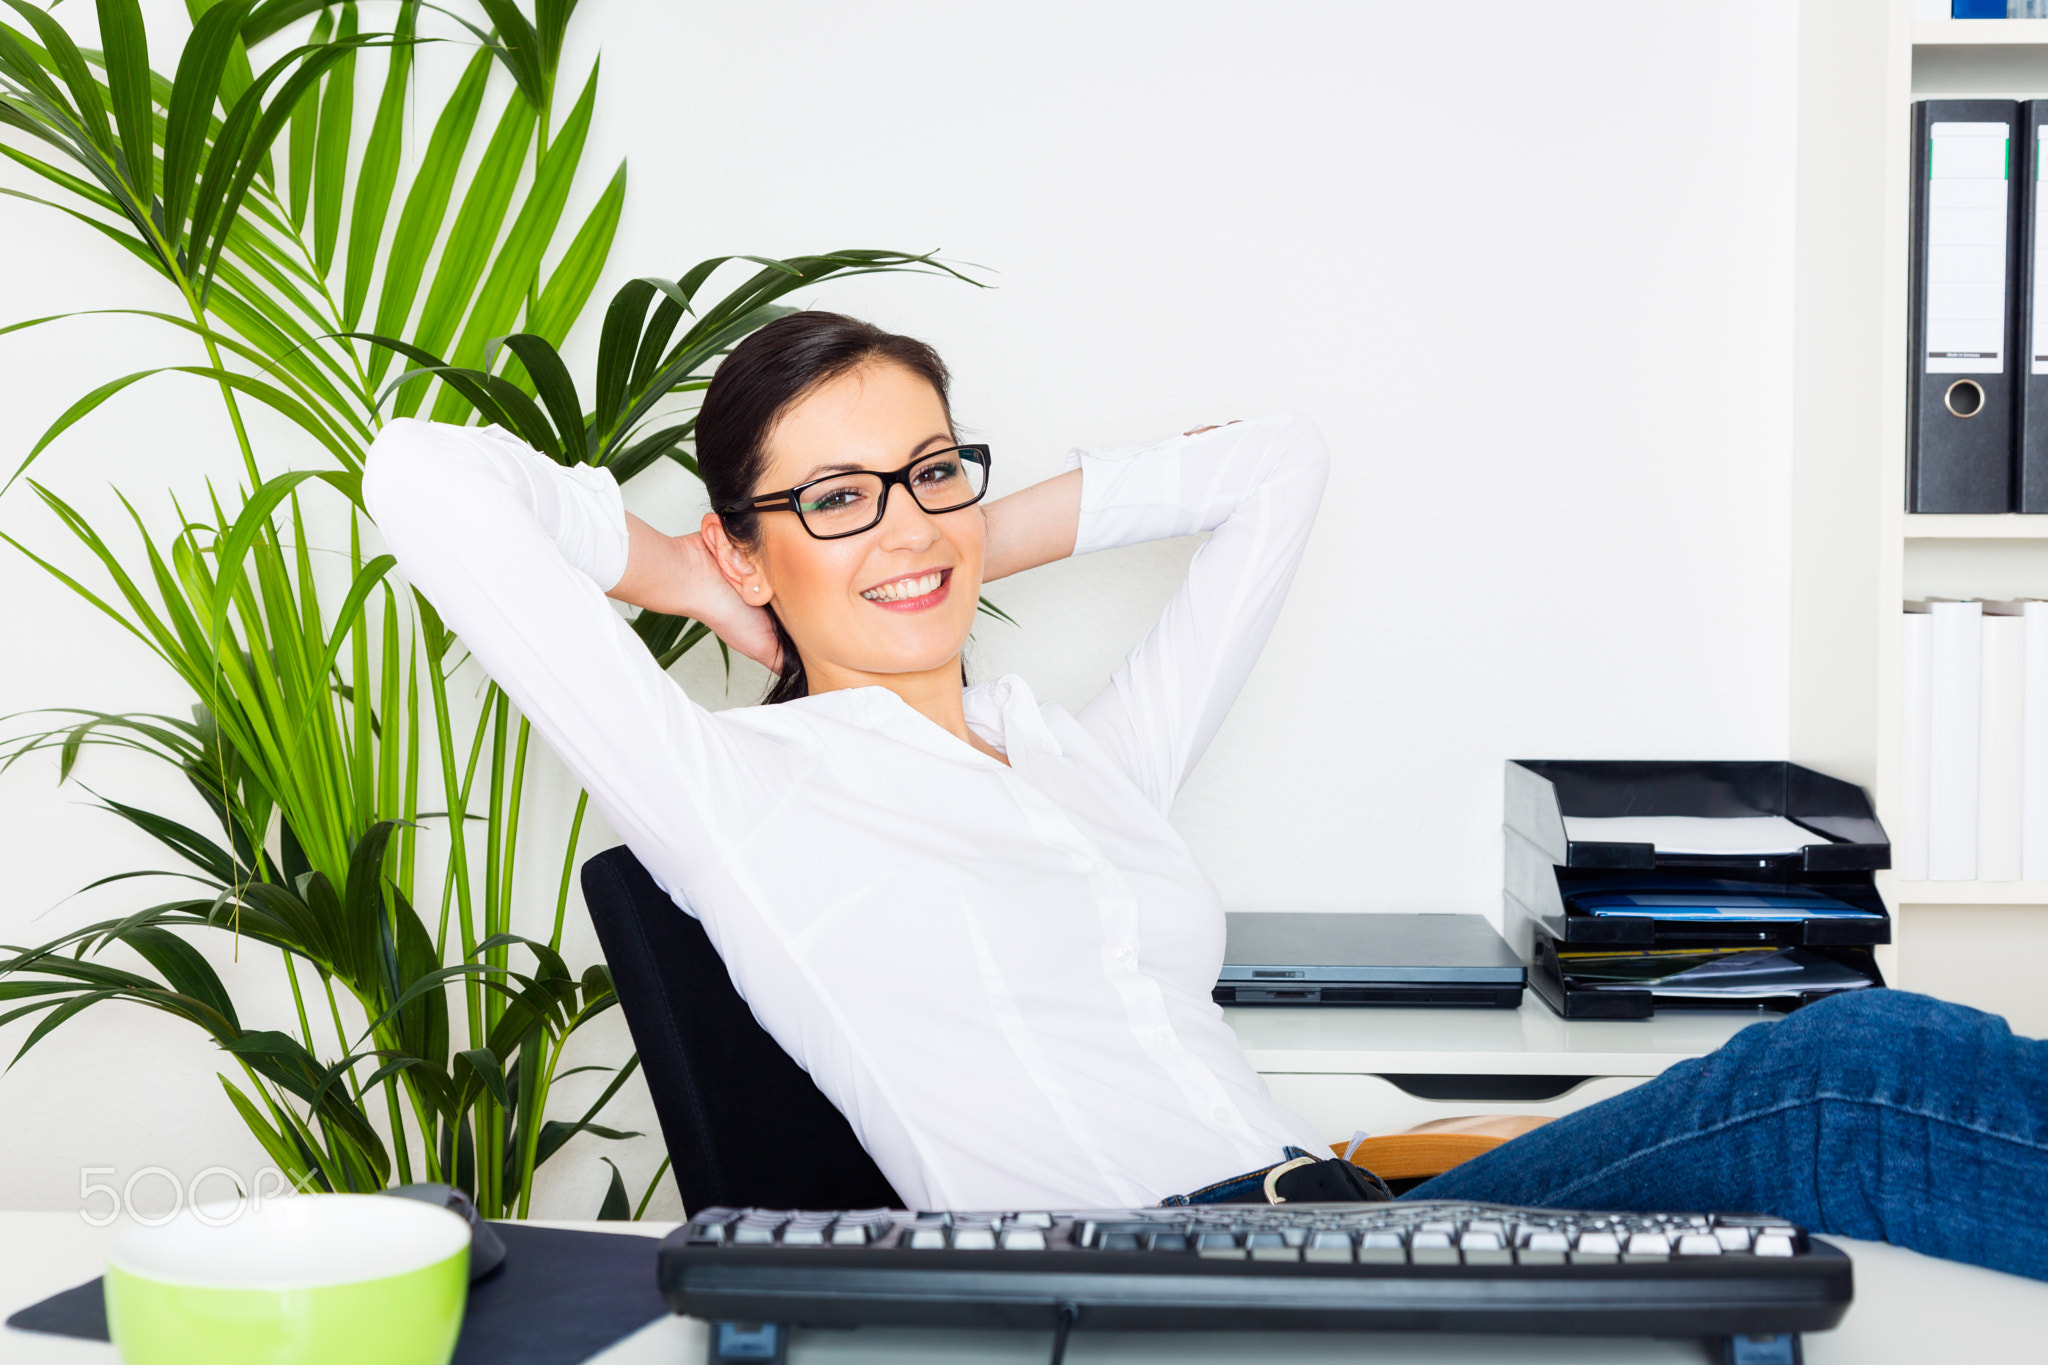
[796,472,887,536]
[906,447,988,513]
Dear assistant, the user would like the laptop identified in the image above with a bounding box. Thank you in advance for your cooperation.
[1214,913,1526,1008]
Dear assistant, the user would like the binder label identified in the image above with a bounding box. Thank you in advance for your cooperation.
[1927,121,2010,375]
[2036,128,2048,375]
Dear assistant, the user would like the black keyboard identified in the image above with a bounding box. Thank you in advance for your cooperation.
[660,1199,1851,1363]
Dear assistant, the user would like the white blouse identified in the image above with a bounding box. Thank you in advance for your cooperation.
[363,411,1332,1211]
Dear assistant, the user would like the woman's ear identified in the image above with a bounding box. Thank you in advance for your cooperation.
[699,512,769,600]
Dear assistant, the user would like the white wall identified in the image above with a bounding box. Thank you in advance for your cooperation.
[0,0,1799,1214]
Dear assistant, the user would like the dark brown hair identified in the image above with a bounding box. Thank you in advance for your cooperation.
[697,310,957,704]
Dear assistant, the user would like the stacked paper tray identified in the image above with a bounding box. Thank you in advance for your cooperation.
[1502,761,1893,1019]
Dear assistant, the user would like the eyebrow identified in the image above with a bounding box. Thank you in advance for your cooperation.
[794,433,955,484]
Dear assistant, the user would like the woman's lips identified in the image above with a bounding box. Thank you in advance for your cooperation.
[862,567,952,612]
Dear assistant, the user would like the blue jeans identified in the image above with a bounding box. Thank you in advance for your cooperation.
[1160,1147,1326,1205]
[1403,990,2048,1281]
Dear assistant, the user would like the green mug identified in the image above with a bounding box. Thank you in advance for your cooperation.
[104,1193,470,1365]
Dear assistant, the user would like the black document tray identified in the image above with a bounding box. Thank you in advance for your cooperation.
[1528,938,1887,1021]
[1503,761,1892,1019]
[1505,760,1892,951]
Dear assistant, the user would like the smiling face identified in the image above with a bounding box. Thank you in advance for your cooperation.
[712,359,985,691]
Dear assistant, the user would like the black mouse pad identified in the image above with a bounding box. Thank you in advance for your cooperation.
[5,1222,669,1365]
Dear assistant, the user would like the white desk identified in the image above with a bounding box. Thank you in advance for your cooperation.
[6,1212,2045,1364]
[1226,1002,1775,1138]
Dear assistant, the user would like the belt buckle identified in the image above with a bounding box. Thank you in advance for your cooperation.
[1261,1155,1318,1205]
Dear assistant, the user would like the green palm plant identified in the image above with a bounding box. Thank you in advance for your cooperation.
[0,474,646,1211]
[0,0,982,1217]
[0,0,629,490]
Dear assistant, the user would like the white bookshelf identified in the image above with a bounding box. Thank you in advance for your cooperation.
[1912,19,2048,48]
[1894,880,2048,904]
[1790,4,2048,1035]
[1903,513,2048,537]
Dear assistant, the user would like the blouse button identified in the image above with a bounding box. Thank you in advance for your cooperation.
[1114,944,1138,967]
[1086,856,1113,877]
[1211,1106,1232,1125]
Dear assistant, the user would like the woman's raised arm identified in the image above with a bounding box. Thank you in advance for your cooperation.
[1064,413,1331,813]
[362,418,808,904]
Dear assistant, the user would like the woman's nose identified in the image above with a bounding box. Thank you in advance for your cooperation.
[873,485,942,550]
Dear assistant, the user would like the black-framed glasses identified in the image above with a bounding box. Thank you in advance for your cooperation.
[719,445,992,540]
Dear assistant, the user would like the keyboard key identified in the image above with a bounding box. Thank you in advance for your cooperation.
[905,1227,947,1250]
[1195,1232,1244,1259]
[1000,1228,1047,1251]
[1523,1231,1571,1253]
[1754,1234,1796,1258]
[1357,1232,1406,1264]
[1627,1233,1671,1256]
[1011,1212,1054,1229]
[1459,1231,1503,1252]
[1516,1250,1567,1266]
[1146,1232,1189,1253]
[1464,1249,1515,1266]
[1676,1234,1722,1256]
[780,1226,826,1245]
[1077,1220,1160,1249]
[1714,1226,1754,1252]
[1576,1232,1621,1256]
[952,1228,997,1251]
[1305,1230,1354,1264]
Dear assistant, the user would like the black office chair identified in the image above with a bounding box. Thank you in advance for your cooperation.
[581,845,902,1214]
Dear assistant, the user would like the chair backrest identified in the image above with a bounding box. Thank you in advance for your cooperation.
[580,845,901,1214]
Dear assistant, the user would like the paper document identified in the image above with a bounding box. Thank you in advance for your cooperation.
[1558,947,1874,1000]
[1569,891,1877,922]
[1927,121,2010,376]
[1562,815,1817,856]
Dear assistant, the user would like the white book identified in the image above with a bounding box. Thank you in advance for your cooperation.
[1927,600,1984,881]
[1899,608,1934,881]
[1978,605,2027,882]
[2024,602,2048,880]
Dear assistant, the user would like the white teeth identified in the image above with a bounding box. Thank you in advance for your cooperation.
[863,570,943,602]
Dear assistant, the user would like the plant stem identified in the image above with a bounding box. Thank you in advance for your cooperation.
[549,790,588,954]
[384,1082,415,1184]
[423,606,483,1044]
[497,713,530,945]
[281,953,319,1052]
[482,691,508,1029]
[633,1156,673,1221]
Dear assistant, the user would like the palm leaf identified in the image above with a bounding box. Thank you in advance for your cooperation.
[341,0,415,328]
[309,1,356,276]
[94,0,153,217]
[363,42,491,389]
[523,157,622,346]
[427,59,599,422]
[394,87,534,417]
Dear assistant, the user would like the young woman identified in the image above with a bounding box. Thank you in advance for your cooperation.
[365,311,2048,1280]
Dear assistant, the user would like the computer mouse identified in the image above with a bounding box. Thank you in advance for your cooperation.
[384,1182,508,1281]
